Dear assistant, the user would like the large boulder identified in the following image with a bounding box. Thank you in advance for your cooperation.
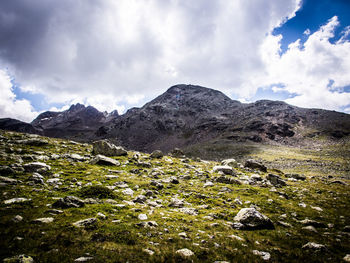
[244,159,267,172]
[23,162,51,173]
[90,155,120,166]
[150,150,163,159]
[233,208,274,230]
[92,140,127,156]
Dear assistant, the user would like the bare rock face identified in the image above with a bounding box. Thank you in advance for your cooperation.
[233,208,274,230]
[92,140,127,156]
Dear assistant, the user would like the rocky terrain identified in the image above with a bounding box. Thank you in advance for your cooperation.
[0,130,349,262]
[1,84,350,159]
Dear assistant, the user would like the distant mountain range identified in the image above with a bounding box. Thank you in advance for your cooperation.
[1,84,350,155]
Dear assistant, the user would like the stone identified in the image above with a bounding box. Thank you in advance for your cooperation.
[178,232,188,239]
[122,188,134,196]
[285,173,306,180]
[73,218,97,228]
[233,208,274,230]
[18,138,49,146]
[90,155,120,166]
[3,254,34,263]
[252,250,271,261]
[134,195,147,204]
[170,148,184,157]
[244,159,267,172]
[52,196,85,209]
[23,162,51,173]
[27,173,45,185]
[138,214,148,220]
[0,175,18,185]
[74,257,94,262]
[175,248,194,258]
[47,178,60,185]
[266,174,287,186]
[221,158,239,168]
[300,219,326,228]
[169,197,184,208]
[203,181,214,187]
[33,217,54,223]
[92,140,127,156]
[302,242,326,252]
[97,212,106,219]
[215,176,241,185]
[4,198,31,204]
[12,215,23,223]
[302,226,318,233]
[0,166,16,176]
[213,165,236,175]
[251,174,263,181]
[344,254,350,262]
[178,207,198,216]
[143,249,155,256]
[136,221,158,228]
[150,150,163,159]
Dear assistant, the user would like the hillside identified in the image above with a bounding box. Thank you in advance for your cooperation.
[0,130,349,262]
[1,85,350,159]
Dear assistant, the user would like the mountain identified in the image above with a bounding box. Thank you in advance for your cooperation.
[1,84,350,156]
[30,103,118,141]
[97,84,350,152]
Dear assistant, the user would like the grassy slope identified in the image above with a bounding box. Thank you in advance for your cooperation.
[0,130,349,262]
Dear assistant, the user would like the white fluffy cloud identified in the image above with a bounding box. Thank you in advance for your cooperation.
[0,0,302,113]
[0,70,38,122]
[256,16,350,110]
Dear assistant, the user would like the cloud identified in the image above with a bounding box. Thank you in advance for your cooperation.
[0,0,302,112]
[254,16,350,111]
[0,70,38,122]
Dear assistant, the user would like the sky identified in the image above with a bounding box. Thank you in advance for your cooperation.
[0,0,350,122]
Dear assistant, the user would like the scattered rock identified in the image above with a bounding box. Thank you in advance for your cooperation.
[302,242,326,252]
[233,208,274,230]
[169,197,184,208]
[0,175,18,185]
[4,198,31,205]
[134,195,147,204]
[122,188,134,196]
[300,219,327,228]
[97,212,107,219]
[330,180,347,185]
[203,181,214,187]
[90,155,120,166]
[33,217,54,223]
[136,221,158,228]
[150,150,163,158]
[213,165,236,175]
[143,249,155,256]
[266,174,287,186]
[215,176,241,185]
[74,257,94,262]
[73,218,97,228]
[285,173,306,180]
[244,159,267,172]
[3,254,34,263]
[18,138,48,146]
[52,196,85,209]
[175,248,194,258]
[252,250,271,261]
[170,148,184,158]
[92,140,127,156]
[138,214,148,220]
[23,162,51,173]
[344,254,350,262]
[221,158,239,168]
[12,215,23,223]
[178,207,198,216]
[0,166,16,176]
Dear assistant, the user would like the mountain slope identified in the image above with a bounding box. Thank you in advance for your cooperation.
[1,84,350,156]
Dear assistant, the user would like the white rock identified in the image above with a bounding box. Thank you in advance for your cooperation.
[122,188,134,196]
[4,198,31,204]
[175,248,194,257]
[252,250,271,260]
[138,214,148,220]
[34,217,54,223]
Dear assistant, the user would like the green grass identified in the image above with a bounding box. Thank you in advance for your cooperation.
[0,130,349,262]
